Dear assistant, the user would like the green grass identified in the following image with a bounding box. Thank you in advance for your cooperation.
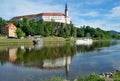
[41,36,76,42]
[76,73,105,81]
[113,71,120,81]
[0,36,76,45]
[0,38,33,45]
[41,77,63,81]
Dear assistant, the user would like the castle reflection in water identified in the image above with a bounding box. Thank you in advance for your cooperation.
[6,47,71,71]
[0,41,111,68]
[0,41,112,80]
[0,43,74,71]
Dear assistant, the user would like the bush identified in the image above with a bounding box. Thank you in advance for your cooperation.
[76,73,105,81]
[66,38,71,41]
[113,71,120,81]
[42,77,63,81]
[16,28,25,38]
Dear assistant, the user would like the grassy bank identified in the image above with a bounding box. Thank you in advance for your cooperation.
[41,36,76,42]
[0,37,33,45]
[42,74,105,81]
[0,36,115,45]
[0,36,114,45]
[41,71,120,81]
[0,37,76,45]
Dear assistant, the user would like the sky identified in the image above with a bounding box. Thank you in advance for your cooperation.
[0,0,120,31]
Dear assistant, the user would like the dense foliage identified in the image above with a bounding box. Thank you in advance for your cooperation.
[109,30,120,39]
[16,28,25,38]
[0,17,120,39]
[76,25,117,39]
[10,17,76,38]
[0,17,7,33]
[113,71,120,81]
[77,73,105,81]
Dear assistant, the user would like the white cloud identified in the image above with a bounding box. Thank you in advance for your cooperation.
[106,6,120,18]
[69,5,120,31]
[0,0,64,20]
[72,18,120,32]
[0,0,120,32]
[111,6,120,17]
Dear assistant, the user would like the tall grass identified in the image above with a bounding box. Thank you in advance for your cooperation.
[76,73,105,81]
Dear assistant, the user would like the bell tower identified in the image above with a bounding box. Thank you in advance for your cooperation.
[65,3,68,24]
[65,3,68,18]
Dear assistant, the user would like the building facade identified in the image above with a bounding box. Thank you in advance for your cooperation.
[1,23,17,38]
[11,4,70,24]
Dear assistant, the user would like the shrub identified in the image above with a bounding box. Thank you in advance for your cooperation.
[42,77,63,81]
[113,71,120,81]
[77,73,105,81]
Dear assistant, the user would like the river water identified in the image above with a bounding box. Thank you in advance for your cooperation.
[0,40,120,81]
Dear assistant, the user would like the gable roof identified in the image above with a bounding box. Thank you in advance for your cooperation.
[4,23,16,28]
[11,13,65,20]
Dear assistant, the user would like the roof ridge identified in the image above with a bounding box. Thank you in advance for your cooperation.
[11,12,65,20]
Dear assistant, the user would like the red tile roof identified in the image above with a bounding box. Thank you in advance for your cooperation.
[37,13,65,16]
[11,13,65,20]
[5,23,16,28]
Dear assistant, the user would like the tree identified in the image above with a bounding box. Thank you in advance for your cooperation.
[16,28,25,38]
[22,17,31,36]
[29,19,37,35]
[70,23,76,37]
[36,19,45,35]
[0,17,6,29]
[65,26,71,37]
[77,27,84,37]
[76,25,113,39]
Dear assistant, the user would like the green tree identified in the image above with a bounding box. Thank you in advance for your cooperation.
[70,23,76,37]
[16,28,25,38]
[29,19,37,35]
[37,19,45,35]
[65,26,71,37]
[77,27,84,37]
[22,17,32,36]
[0,17,6,29]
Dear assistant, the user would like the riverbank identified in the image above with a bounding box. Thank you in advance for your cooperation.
[74,70,120,81]
[0,36,115,45]
[0,37,33,45]
[43,70,120,81]
[0,36,76,45]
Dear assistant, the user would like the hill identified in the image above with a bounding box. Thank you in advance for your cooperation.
[109,30,120,35]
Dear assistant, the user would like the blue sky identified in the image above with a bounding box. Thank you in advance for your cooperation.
[0,0,120,31]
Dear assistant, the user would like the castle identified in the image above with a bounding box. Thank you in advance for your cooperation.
[11,4,70,24]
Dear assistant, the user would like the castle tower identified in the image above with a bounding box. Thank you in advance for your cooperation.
[65,3,68,24]
[65,3,68,18]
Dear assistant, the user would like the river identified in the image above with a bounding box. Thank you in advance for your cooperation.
[0,40,120,81]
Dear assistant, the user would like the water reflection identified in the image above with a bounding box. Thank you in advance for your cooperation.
[8,48,17,63]
[0,43,75,67]
[0,40,120,81]
[0,41,113,67]
[77,41,111,53]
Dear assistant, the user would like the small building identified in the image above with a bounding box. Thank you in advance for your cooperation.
[8,48,17,63]
[1,23,17,38]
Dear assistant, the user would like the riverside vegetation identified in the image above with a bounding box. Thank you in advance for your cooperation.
[0,17,120,39]
[43,71,120,81]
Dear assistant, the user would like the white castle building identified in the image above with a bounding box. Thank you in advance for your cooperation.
[11,4,70,24]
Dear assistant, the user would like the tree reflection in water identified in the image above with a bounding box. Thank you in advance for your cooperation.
[0,41,113,66]
[0,40,116,80]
